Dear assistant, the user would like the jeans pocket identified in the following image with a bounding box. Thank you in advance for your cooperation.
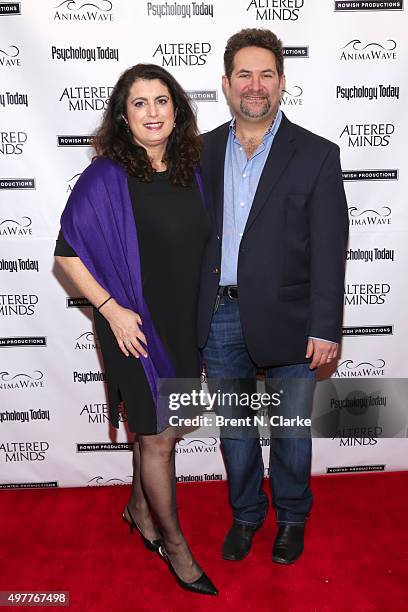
[213,293,221,314]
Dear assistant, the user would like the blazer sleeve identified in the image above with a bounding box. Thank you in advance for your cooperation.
[307,145,349,343]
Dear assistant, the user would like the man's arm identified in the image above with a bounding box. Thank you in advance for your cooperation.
[307,145,349,367]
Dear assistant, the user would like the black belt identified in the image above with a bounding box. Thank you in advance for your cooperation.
[218,285,238,299]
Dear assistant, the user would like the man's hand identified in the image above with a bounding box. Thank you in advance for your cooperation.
[306,338,338,370]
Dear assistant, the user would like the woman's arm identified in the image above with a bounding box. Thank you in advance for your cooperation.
[55,256,148,359]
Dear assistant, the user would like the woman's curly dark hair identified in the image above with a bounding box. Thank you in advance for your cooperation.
[92,64,200,187]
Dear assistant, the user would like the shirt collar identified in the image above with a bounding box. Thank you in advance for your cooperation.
[229,108,282,140]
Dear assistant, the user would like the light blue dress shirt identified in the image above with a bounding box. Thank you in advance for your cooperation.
[220,109,282,286]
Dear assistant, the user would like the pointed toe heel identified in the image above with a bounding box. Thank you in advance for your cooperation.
[186,572,218,596]
[159,548,218,596]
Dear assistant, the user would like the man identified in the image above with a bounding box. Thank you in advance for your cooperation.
[199,29,348,564]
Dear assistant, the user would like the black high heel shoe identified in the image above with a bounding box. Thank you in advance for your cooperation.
[159,547,218,596]
[122,505,163,554]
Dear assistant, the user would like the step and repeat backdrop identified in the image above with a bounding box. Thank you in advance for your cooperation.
[1,0,407,490]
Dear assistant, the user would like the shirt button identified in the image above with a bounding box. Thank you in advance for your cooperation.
[216,235,220,240]
[242,173,247,178]
[239,232,243,237]
[239,147,243,151]
[213,267,219,274]
[240,202,245,207]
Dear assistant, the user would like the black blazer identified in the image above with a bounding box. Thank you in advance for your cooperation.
[198,112,349,366]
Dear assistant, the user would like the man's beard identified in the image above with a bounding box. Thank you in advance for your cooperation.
[240,92,271,118]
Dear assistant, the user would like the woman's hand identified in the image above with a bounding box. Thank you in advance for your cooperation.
[101,299,148,359]
[54,258,147,358]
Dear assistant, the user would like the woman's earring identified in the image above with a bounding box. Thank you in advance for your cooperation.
[122,115,131,134]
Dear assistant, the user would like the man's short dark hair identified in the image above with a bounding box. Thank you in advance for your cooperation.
[224,28,284,80]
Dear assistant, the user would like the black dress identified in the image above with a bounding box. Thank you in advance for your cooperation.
[55,172,210,434]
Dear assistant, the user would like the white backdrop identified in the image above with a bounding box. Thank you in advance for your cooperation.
[1,0,407,489]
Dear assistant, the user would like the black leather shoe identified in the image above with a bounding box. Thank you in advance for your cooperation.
[222,522,260,561]
[272,524,305,564]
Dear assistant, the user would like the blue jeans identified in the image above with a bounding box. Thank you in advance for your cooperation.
[202,296,315,526]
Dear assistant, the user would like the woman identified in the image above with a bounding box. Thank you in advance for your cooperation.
[54,64,217,596]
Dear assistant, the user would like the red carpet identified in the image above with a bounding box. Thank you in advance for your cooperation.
[1,472,407,611]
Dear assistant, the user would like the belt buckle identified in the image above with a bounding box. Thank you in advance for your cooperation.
[227,286,237,300]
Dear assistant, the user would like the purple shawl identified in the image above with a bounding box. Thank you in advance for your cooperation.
[60,157,204,432]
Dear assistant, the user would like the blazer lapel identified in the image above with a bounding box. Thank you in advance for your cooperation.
[210,123,229,235]
[243,114,297,236]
